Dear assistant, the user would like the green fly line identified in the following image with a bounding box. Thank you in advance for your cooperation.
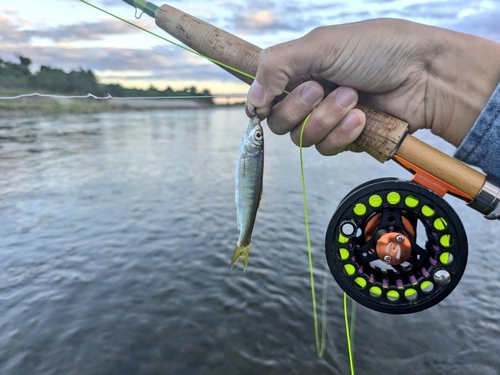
[81,0,355,369]
[300,115,355,373]
[298,114,328,357]
[344,294,356,375]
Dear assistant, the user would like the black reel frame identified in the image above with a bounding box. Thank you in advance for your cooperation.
[325,178,468,314]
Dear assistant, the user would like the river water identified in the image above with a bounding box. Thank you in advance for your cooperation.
[1,107,499,375]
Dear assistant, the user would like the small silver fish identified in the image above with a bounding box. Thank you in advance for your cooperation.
[231,116,264,271]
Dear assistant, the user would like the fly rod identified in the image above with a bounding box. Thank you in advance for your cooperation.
[116,0,500,314]
[121,0,500,220]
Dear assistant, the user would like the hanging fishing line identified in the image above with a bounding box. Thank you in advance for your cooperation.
[344,293,356,375]
[81,0,354,369]
[298,114,327,358]
[300,114,356,369]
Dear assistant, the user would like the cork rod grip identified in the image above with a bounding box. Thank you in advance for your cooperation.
[154,4,487,198]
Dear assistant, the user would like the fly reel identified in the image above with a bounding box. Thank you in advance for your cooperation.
[325,178,468,314]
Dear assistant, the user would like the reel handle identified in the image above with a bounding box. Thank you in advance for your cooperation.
[152,4,498,216]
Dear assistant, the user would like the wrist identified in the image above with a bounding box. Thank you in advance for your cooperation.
[426,29,500,146]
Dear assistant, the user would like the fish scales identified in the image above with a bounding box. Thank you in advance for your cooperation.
[231,116,264,271]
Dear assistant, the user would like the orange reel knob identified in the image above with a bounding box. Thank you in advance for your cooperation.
[375,233,411,265]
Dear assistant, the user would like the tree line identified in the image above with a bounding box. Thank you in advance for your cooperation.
[0,56,214,104]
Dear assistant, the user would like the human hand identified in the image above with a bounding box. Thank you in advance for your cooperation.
[246,19,500,155]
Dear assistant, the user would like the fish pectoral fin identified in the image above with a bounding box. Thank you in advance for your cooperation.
[230,245,250,271]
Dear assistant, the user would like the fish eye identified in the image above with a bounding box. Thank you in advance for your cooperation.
[254,131,263,140]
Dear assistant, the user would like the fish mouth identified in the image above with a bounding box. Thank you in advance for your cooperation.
[250,116,260,127]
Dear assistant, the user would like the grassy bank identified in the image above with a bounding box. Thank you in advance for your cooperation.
[0,96,110,116]
[0,94,220,116]
[0,95,244,117]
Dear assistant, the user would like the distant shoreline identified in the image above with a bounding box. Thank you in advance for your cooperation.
[0,97,244,117]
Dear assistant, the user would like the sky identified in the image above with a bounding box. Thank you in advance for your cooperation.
[1,0,499,96]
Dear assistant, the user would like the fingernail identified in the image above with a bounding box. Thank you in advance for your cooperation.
[248,80,265,105]
[341,112,361,131]
[300,84,322,105]
[336,87,356,108]
[245,103,256,117]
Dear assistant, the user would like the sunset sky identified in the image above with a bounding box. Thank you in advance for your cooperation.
[1,0,499,96]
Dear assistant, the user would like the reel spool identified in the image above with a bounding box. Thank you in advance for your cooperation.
[325,178,468,314]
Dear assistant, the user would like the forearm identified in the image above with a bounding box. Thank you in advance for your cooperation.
[426,29,500,146]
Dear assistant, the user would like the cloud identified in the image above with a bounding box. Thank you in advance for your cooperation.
[0,15,28,43]
[246,11,275,28]
[0,42,238,85]
[34,20,143,42]
[230,12,304,33]
[225,2,318,33]
[0,18,144,44]
[395,0,471,20]
[450,8,500,42]
[393,0,500,41]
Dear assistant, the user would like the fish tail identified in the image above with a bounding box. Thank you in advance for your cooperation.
[230,244,250,271]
